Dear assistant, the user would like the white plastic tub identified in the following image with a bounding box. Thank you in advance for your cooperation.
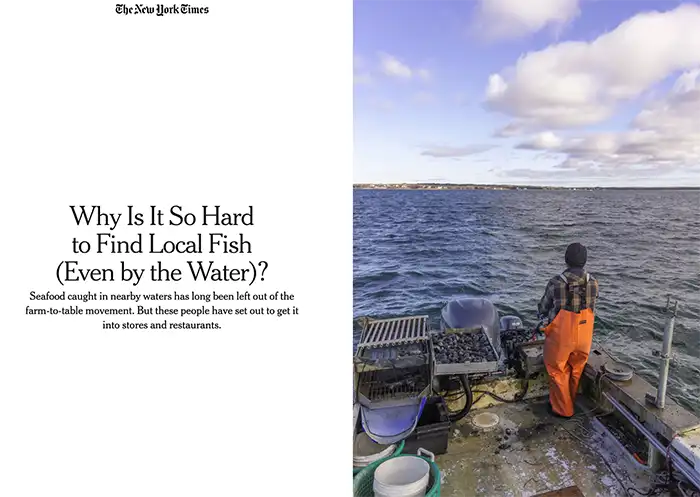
[353,432,397,468]
[372,449,434,497]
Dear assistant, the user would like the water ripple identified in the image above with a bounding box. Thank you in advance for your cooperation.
[354,189,700,415]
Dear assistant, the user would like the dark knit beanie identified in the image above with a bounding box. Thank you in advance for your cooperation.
[565,243,587,268]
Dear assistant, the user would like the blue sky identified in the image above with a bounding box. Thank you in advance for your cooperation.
[354,0,700,187]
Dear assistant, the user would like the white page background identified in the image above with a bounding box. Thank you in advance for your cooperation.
[0,1,351,495]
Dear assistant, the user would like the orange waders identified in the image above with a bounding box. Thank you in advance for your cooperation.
[543,307,594,417]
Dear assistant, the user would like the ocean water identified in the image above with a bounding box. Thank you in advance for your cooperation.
[353,189,700,415]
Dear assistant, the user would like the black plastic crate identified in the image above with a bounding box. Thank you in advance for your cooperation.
[402,396,451,456]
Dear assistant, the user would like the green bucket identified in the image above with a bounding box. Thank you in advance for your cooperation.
[353,440,405,476]
[353,448,441,497]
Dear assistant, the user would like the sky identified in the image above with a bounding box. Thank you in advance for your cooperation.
[353,0,700,187]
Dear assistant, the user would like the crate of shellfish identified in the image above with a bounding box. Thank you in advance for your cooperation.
[431,326,500,375]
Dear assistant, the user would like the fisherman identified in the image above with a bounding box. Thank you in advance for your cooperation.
[537,242,599,418]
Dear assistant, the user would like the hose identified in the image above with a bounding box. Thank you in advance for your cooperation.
[441,374,473,422]
[441,374,530,422]
[472,380,530,404]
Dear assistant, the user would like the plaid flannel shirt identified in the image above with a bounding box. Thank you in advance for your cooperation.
[537,268,599,328]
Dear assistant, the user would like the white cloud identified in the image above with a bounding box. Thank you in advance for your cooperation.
[501,165,677,182]
[420,144,494,158]
[354,52,432,87]
[516,131,563,150]
[493,122,525,137]
[378,52,431,81]
[512,69,700,175]
[485,4,700,129]
[379,52,412,79]
[473,0,580,41]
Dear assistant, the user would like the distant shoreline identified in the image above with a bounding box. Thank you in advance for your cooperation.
[353,183,700,191]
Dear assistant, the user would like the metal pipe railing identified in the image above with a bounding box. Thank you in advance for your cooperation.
[655,297,679,409]
[603,392,700,490]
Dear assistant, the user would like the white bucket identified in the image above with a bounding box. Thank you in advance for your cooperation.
[353,435,396,468]
[372,449,434,497]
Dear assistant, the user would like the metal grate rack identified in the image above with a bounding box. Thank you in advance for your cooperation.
[355,316,431,372]
[356,366,431,408]
[358,315,429,349]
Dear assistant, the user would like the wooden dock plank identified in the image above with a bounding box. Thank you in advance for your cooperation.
[533,485,585,497]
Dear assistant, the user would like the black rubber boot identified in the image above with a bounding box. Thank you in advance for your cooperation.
[547,402,573,419]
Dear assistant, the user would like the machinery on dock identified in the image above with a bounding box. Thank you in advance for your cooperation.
[354,315,432,444]
[354,297,543,431]
[353,295,700,496]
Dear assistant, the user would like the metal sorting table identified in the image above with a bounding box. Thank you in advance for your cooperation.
[354,315,432,407]
[431,326,500,375]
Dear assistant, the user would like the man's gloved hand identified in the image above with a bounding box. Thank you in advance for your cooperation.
[535,313,547,329]
[534,319,546,337]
